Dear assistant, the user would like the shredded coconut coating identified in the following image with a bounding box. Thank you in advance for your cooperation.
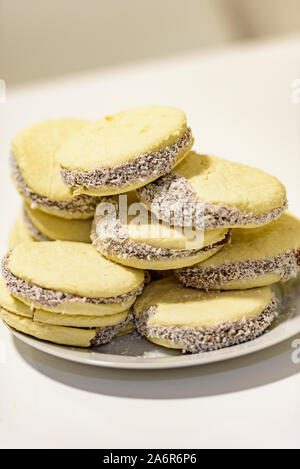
[10,154,100,218]
[2,254,145,309]
[91,313,134,347]
[22,207,51,241]
[176,249,300,289]
[60,128,193,190]
[137,172,288,230]
[91,199,230,263]
[135,300,278,353]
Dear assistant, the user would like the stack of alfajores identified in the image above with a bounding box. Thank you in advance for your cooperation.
[1,106,300,353]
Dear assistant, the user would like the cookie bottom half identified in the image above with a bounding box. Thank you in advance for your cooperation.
[1,309,134,348]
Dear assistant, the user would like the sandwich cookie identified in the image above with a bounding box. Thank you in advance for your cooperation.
[1,310,134,348]
[8,214,35,247]
[91,194,230,270]
[23,204,92,243]
[2,241,146,316]
[134,277,277,353]
[137,152,287,230]
[0,278,134,347]
[0,276,132,330]
[176,212,300,290]
[56,106,193,196]
[11,119,100,219]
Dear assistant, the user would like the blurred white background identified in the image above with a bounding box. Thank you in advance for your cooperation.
[1,0,300,86]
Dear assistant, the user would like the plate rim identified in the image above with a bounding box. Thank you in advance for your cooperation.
[7,316,300,370]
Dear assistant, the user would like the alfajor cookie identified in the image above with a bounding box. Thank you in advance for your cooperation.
[1,310,134,348]
[137,152,287,230]
[91,193,230,270]
[134,277,277,353]
[0,268,134,347]
[2,241,146,316]
[8,214,35,247]
[56,106,193,196]
[11,119,100,219]
[176,212,300,290]
[23,204,92,243]
[0,276,133,336]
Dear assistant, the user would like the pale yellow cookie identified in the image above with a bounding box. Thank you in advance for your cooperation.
[0,277,132,327]
[134,277,277,353]
[91,193,230,270]
[137,152,287,229]
[56,106,193,196]
[11,119,100,219]
[23,204,92,243]
[176,212,300,290]
[3,241,145,315]
[1,309,133,348]
[33,308,129,328]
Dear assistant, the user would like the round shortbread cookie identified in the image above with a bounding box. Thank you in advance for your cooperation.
[56,106,193,196]
[2,241,145,315]
[11,119,100,219]
[137,152,287,230]
[134,277,277,353]
[1,309,134,348]
[23,204,92,243]
[176,212,300,290]
[91,194,230,270]
[0,278,132,328]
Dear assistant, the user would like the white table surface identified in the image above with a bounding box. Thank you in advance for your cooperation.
[0,36,300,449]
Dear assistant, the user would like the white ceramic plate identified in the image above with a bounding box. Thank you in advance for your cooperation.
[6,277,300,369]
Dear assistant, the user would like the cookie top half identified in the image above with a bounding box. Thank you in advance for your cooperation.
[12,119,88,201]
[198,212,300,267]
[57,106,193,196]
[176,212,300,291]
[134,276,272,328]
[11,119,101,219]
[137,152,287,229]
[4,241,145,298]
